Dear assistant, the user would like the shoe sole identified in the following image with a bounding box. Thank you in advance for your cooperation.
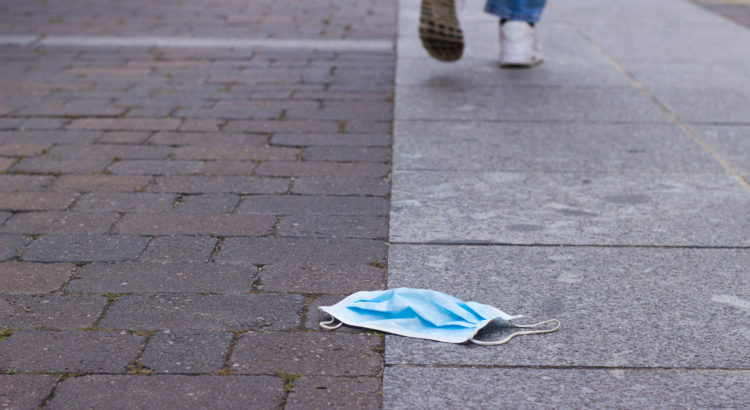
[419,0,463,62]
[499,58,543,68]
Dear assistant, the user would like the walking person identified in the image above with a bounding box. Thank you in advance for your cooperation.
[419,0,546,67]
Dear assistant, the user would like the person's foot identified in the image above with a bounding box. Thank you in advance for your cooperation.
[419,0,464,62]
[499,20,543,68]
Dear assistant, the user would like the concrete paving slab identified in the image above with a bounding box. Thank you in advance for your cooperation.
[395,85,668,122]
[390,171,750,246]
[383,367,750,409]
[393,121,722,172]
[386,245,750,368]
[692,125,750,175]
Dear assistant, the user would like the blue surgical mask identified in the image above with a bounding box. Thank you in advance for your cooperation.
[319,288,559,345]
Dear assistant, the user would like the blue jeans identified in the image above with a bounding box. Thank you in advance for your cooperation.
[484,0,547,23]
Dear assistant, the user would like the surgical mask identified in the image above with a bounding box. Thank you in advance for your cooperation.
[319,288,560,345]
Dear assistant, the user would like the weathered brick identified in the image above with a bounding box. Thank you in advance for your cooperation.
[224,120,339,134]
[172,146,298,161]
[50,175,152,192]
[237,195,388,216]
[176,194,240,213]
[99,294,303,331]
[0,131,101,145]
[68,262,257,293]
[109,160,204,175]
[150,176,289,194]
[0,295,105,329]
[1,211,120,234]
[286,101,393,121]
[271,133,390,147]
[303,146,391,162]
[277,215,387,239]
[73,192,176,212]
[11,157,111,174]
[0,158,14,172]
[179,119,224,132]
[216,238,387,265]
[258,264,384,294]
[344,120,391,134]
[0,143,51,156]
[0,234,29,261]
[0,192,77,211]
[18,100,126,116]
[0,262,75,294]
[49,144,172,159]
[22,235,149,262]
[0,375,57,410]
[140,330,233,374]
[149,132,267,146]
[113,213,274,236]
[231,332,382,376]
[140,235,217,263]
[196,161,258,175]
[292,90,391,101]
[286,376,381,409]
[67,118,181,131]
[0,175,53,192]
[0,331,143,373]
[49,375,283,409]
[257,162,389,177]
[96,131,152,144]
[292,177,389,196]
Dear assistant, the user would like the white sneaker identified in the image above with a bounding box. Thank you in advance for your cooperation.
[499,20,543,68]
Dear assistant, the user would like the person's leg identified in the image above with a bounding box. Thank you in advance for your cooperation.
[484,0,547,24]
[485,0,546,67]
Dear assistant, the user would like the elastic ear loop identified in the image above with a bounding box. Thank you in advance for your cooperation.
[470,319,560,346]
[319,315,343,330]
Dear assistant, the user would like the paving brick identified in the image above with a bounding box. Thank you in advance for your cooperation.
[140,235,217,263]
[277,215,387,239]
[108,160,204,175]
[99,293,303,331]
[0,234,29,261]
[140,330,233,374]
[292,90,391,101]
[49,375,283,409]
[0,331,143,373]
[113,213,274,236]
[22,235,149,262]
[18,100,126,116]
[0,262,75,294]
[292,177,390,196]
[0,211,9,225]
[216,238,387,265]
[1,211,120,234]
[343,120,391,134]
[197,161,258,176]
[257,162,389,178]
[149,132,267,146]
[0,131,101,145]
[0,143,51,156]
[11,157,112,174]
[224,120,339,134]
[179,119,224,132]
[73,192,176,212]
[270,133,389,147]
[69,262,257,293]
[258,264,384,294]
[305,295,363,332]
[286,376,381,410]
[0,192,77,211]
[287,101,393,121]
[0,295,105,330]
[172,146,298,161]
[67,118,182,131]
[237,195,389,216]
[150,176,289,194]
[49,144,172,159]
[50,175,152,192]
[175,194,240,214]
[231,332,382,376]
[0,158,14,172]
[0,375,57,410]
[96,131,152,144]
[0,175,53,191]
[303,147,391,162]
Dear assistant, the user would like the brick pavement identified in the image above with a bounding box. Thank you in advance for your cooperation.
[0,0,394,408]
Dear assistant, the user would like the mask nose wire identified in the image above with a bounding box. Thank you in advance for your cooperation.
[319,314,343,330]
[470,319,560,346]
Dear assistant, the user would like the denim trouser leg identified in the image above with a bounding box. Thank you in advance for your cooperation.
[484,0,547,23]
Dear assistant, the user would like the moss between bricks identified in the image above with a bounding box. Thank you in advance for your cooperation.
[0,327,12,341]
[276,371,302,393]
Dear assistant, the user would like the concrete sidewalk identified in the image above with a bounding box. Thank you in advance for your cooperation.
[384,0,749,407]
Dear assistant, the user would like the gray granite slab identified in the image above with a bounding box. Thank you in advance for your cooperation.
[389,171,750,246]
[383,367,750,409]
[691,125,750,175]
[395,85,668,122]
[393,121,721,173]
[386,245,750,368]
